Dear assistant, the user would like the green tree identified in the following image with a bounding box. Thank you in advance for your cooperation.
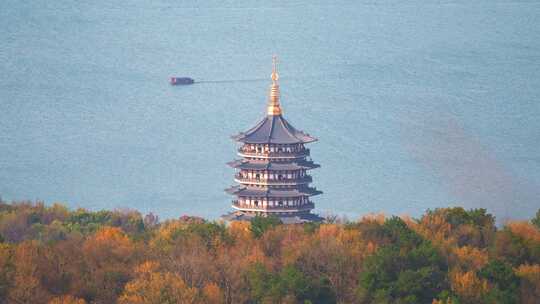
[249,216,282,239]
[478,260,519,304]
[359,217,449,303]
[245,263,279,302]
[245,263,335,304]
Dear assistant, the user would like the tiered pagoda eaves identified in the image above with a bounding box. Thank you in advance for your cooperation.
[223,57,323,223]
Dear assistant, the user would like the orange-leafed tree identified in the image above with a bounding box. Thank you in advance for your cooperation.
[81,227,136,303]
[506,221,540,243]
[450,245,489,272]
[449,269,488,303]
[515,264,540,304]
[201,282,224,304]
[294,224,366,303]
[493,222,540,267]
[47,295,87,304]
[8,241,52,304]
[0,243,13,304]
[118,261,199,304]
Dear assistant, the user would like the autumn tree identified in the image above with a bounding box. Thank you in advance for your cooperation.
[0,244,13,304]
[493,222,540,267]
[1,201,538,303]
[201,282,224,304]
[515,264,540,304]
[418,207,496,249]
[449,269,488,303]
[293,224,367,303]
[8,241,52,303]
[48,295,87,304]
[81,227,136,303]
[119,261,199,304]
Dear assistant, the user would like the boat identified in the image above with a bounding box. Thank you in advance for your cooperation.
[170,77,194,85]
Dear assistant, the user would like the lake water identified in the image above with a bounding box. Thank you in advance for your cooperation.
[1,0,539,221]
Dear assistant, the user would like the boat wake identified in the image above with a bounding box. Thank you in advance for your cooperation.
[196,78,267,84]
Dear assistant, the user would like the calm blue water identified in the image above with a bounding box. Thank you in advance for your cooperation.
[1,0,539,221]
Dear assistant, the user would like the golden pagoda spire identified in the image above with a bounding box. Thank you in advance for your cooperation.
[267,55,282,116]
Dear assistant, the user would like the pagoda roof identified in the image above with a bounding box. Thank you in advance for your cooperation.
[221,211,325,224]
[232,114,317,144]
[225,185,322,197]
[227,159,320,171]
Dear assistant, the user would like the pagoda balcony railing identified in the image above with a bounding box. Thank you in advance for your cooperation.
[237,148,310,159]
[234,175,312,185]
[232,200,315,212]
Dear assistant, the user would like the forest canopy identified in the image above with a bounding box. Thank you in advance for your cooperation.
[0,200,539,304]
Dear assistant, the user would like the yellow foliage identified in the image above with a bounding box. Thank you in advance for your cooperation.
[0,243,11,270]
[135,260,160,274]
[119,262,199,304]
[416,213,454,247]
[7,241,52,303]
[280,225,309,265]
[229,221,251,241]
[202,282,223,304]
[359,213,386,224]
[84,226,134,258]
[515,264,540,304]
[150,220,187,247]
[81,227,135,303]
[506,221,540,243]
[449,269,488,303]
[48,295,87,304]
[451,246,488,271]
[515,263,540,279]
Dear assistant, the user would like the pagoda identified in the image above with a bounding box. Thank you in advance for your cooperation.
[223,57,323,223]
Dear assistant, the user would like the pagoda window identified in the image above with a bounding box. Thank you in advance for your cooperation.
[254,200,259,206]
[255,173,260,180]
[278,174,283,180]
[278,201,283,207]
